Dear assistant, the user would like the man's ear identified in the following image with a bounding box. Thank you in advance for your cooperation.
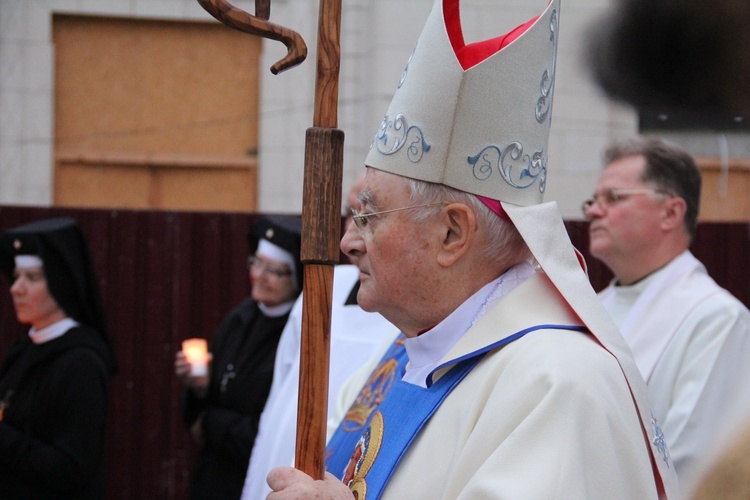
[436,204,475,267]
[661,196,687,232]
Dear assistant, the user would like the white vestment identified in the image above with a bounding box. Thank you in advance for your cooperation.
[599,250,750,482]
[241,265,397,500]
[332,271,663,499]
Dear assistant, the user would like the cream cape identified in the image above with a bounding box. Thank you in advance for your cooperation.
[333,270,663,498]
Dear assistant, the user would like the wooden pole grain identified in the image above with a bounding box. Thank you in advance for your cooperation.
[196,0,307,74]
[296,0,344,478]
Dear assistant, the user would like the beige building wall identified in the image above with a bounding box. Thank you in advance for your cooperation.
[1,0,749,218]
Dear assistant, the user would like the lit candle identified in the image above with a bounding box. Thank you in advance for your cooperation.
[182,338,209,376]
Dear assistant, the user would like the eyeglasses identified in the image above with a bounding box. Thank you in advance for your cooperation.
[246,256,292,278]
[350,201,449,233]
[581,188,672,215]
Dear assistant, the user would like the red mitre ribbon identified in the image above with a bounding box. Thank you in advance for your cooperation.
[444,0,541,222]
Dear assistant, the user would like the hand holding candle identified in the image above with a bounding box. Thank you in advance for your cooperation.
[182,338,209,377]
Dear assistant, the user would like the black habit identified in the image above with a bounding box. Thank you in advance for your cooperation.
[0,326,112,499]
[181,297,289,500]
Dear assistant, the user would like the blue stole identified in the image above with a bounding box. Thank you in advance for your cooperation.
[326,337,481,499]
[326,325,540,499]
[326,323,586,498]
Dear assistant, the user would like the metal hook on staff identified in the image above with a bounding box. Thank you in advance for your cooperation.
[197,0,307,74]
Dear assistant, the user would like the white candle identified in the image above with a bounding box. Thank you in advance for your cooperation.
[182,338,209,376]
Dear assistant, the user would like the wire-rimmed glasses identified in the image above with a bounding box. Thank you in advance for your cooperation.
[350,201,449,233]
[581,188,672,215]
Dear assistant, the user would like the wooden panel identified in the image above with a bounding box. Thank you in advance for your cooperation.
[157,167,256,211]
[52,15,261,211]
[55,153,258,211]
[697,157,750,222]
[55,163,153,208]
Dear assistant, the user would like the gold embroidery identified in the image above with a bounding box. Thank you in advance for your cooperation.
[344,412,385,499]
[343,340,404,431]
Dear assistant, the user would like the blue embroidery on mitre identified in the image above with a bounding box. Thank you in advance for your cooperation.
[651,413,671,468]
[372,113,431,163]
[535,8,558,124]
[468,142,547,192]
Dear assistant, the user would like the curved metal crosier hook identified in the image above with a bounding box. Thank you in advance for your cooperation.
[197,0,307,74]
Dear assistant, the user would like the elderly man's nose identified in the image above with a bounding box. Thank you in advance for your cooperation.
[340,220,363,256]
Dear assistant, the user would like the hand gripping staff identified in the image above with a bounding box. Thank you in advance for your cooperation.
[197,0,343,479]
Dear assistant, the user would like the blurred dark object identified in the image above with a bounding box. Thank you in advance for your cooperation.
[586,0,750,118]
[639,107,748,131]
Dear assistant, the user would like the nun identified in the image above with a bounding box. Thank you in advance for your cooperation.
[0,217,117,499]
[175,215,303,500]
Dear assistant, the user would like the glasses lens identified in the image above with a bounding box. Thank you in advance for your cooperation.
[350,209,365,231]
[604,190,620,205]
[247,256,290,277]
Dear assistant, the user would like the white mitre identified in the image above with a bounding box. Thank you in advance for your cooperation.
[365,0,557,206]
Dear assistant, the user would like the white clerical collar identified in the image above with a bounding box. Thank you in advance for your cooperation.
[605,254,681,328]
[29,317,79,344]
[613,276,653,293]
[402,261,536,388]
[258,299,295,318]
[601,250,706,380]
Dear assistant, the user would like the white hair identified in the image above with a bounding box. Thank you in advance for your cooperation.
[404,178,531,271]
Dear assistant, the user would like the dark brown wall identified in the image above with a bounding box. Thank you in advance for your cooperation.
[0,205,261,499]
[0,206,747,498]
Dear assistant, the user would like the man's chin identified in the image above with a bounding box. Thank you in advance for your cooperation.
[359,303,377,313]
[354,288,378,313]
[587,242,608,263]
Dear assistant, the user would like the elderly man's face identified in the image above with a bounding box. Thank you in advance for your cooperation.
[340,169,439,334]
[585,155,670,271]
[343,176,367,266]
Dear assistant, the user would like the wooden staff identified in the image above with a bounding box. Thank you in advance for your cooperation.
[196,0,307,74]
[296,0,343,478]
[196,0,342,479]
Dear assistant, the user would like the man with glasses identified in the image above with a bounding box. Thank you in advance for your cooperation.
[266,0,677,497]
[584,137,750,483]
